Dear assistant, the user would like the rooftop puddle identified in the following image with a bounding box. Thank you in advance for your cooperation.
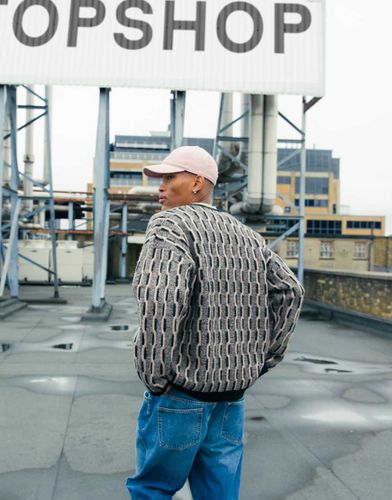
[287,353,392,375]
[0,333,132,355]
[0,375,138,396]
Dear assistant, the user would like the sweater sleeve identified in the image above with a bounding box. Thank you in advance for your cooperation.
[262,244,305,370]
[132,220,196,394]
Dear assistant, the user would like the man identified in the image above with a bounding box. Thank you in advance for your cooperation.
[126,146,305,499]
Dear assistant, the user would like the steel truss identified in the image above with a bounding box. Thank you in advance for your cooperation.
[0,85,61,316]
[1,86,320,320]
[214,93,321,285]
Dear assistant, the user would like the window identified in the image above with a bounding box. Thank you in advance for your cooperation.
[307,220,342,235]
[278,176,291,184]
[320,241,334,259]
[286,240,298,258]
[295,177,329,195]
[347,220,381,230]
[295,199,328,207]
[110,172,142,187]
[354,242,368,259]
[266,218,299,234]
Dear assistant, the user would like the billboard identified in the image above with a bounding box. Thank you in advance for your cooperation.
[0,0,325,95]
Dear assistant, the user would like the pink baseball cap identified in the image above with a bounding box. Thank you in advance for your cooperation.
[143,146,218,186]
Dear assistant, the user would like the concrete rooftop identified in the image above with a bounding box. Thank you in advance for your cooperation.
[0,285,392,500]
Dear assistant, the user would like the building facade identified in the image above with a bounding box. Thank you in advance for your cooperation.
[276,148,340,216]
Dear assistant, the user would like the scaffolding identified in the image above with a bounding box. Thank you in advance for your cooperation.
[0,85,65,318]
[1,85,321,321]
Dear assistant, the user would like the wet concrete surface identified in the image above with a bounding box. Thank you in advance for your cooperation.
[0,285,391,499]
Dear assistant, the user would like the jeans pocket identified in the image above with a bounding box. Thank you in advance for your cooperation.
[158,407,203,451]
[221,401,244,444]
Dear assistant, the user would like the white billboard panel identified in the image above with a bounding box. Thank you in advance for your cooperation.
[0,0,325,95]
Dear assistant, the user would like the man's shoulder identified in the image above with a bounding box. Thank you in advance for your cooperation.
[146,210,192,255]
[147,208,186,232]
[148,206,266,245]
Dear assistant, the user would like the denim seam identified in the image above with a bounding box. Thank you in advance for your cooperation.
[138,399,151,434]
[159,407,203,414]
[162,393,213,405]
[221,404,244,444]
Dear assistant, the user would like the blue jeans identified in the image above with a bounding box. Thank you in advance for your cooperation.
[126,386,244,499]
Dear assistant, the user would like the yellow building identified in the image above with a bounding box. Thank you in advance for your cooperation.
[266,235,383,273]
[272,148,386,264]
[276,147,341,216]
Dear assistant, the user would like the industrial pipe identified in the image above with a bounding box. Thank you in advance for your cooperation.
[217,93,240,177]
[261,95,278,214]
[23,86,34,212]
[230,94,264,215]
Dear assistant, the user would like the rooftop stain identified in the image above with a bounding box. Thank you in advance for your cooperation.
[287,353,392,375]
[249,416,266,422]
[0,375,138,397]
[110,325,130,331]
[0,333,132,355]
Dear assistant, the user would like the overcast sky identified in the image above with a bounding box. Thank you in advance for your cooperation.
[16,0,392,234]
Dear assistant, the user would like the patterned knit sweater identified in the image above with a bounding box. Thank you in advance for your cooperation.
[132,203,305,395]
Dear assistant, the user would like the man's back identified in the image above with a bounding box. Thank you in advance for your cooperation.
[132,203,305,396]
[128,147,305,499]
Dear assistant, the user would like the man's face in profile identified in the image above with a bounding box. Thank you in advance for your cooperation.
[158,172,198,210]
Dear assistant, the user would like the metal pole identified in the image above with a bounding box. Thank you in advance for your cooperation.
[221,93,234,136]
[45,86,60,298]
[239,93,250,167]
[91,88,110,311]
[99,199,110,300]
[298,97,306,285]
[23,86,34,213]
[170,90,185,150]
[0,85,6,275]
[42,86,52,186]
[0,199,20,296]
[248,94,264,209]
[7,86,20,297]
[68,201,74,240]
[368,222,374,272]
[119,203,127,278]
[261,95,278,213]
[213,93,224,160]
[3,114,11,185]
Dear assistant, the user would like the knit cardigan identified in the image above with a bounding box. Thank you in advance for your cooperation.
[132,203,305,394]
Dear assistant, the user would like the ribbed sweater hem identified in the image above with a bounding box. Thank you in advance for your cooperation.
[173,385,245,402]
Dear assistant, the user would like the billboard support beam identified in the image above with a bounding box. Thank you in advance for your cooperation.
[6,86,20,298]
[0,85,6,278]
[83,87,112,321]
[44,86,60,298]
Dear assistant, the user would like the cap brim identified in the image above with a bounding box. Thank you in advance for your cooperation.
[143,164,185,178]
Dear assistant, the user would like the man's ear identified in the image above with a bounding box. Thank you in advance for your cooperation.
[194,175,203,189]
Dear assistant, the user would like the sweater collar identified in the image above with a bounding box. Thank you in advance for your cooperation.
[190,203,219,210]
